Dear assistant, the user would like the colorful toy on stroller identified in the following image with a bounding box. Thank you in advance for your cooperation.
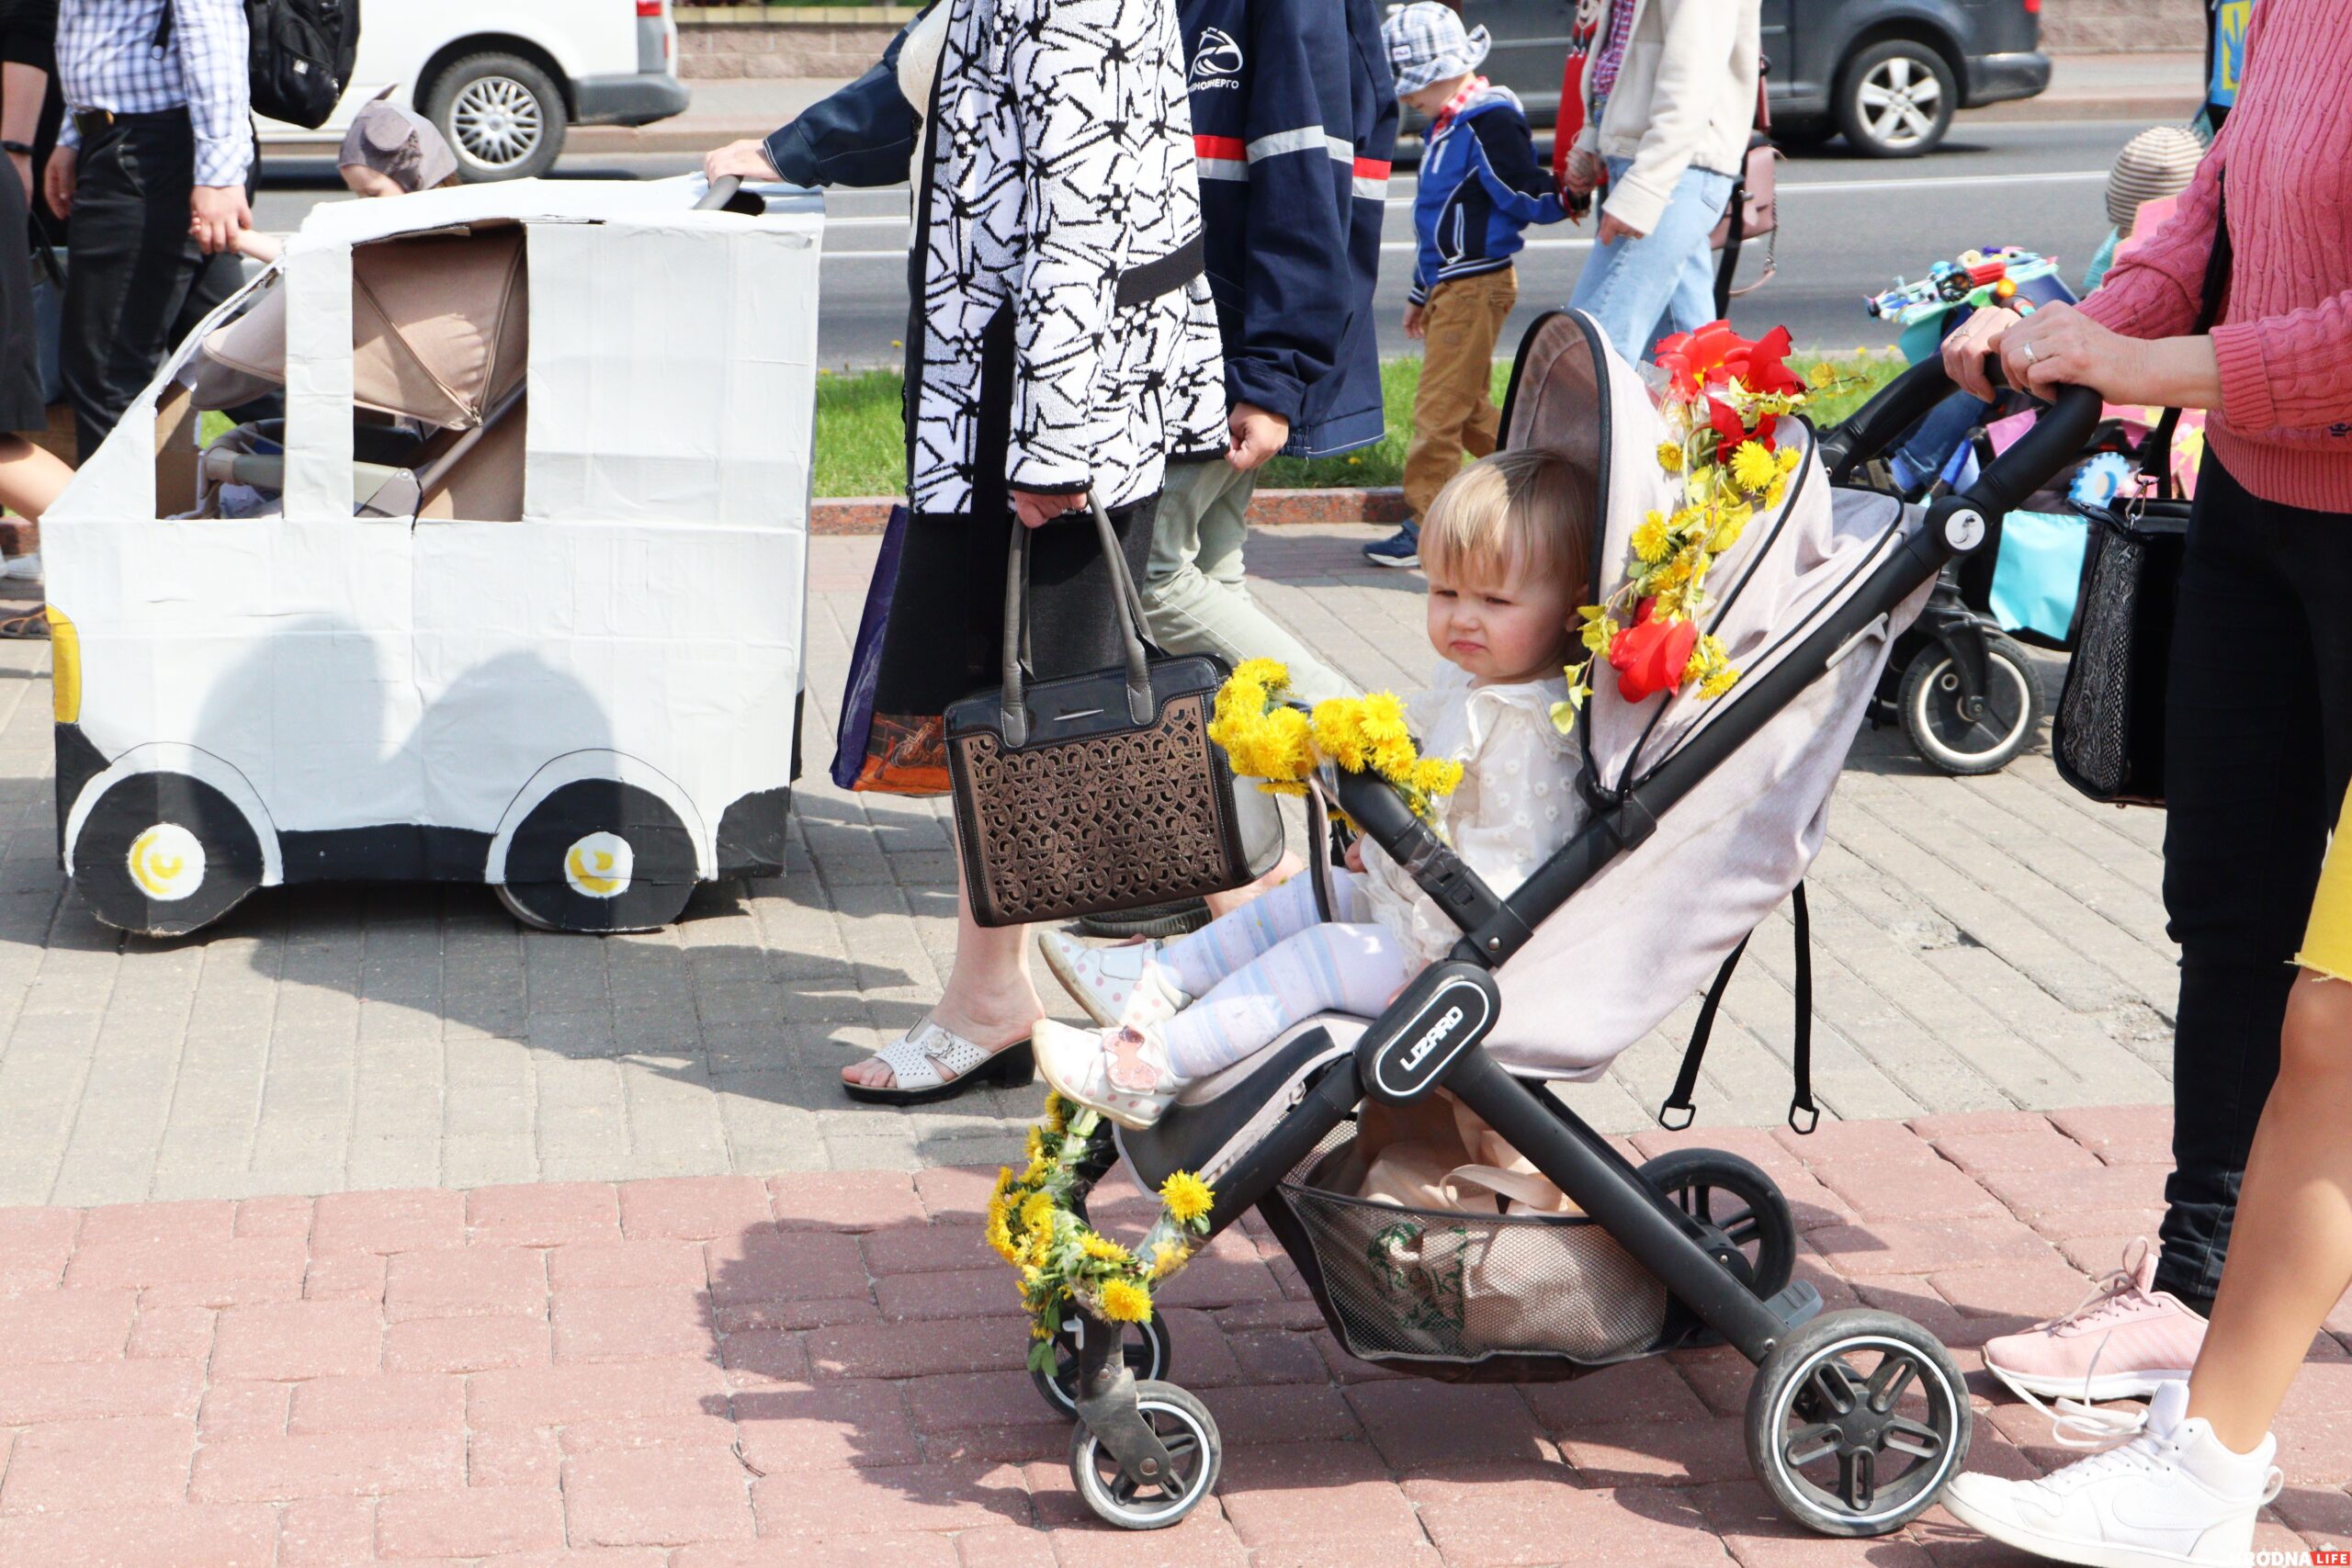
[1000,311,2102,1536]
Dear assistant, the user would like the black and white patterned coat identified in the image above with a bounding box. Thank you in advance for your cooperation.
[909,0,1227,514]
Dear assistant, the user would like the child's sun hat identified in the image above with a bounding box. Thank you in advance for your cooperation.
[2106,125,2204,235]
[1382,1,1492,96]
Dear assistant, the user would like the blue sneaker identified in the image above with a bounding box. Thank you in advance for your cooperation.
[1364,526,1420,569]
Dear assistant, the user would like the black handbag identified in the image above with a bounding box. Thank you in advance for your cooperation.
[2051,179,2230,808]
[945,496,1284,929]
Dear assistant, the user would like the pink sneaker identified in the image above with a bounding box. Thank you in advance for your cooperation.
[1983,1239,2206,1404]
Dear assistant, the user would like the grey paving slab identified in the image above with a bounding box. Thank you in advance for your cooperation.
[0,526,2182,1201]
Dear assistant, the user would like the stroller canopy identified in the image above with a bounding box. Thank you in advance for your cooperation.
[1486,312,1929,1080]
[193,224,530,430]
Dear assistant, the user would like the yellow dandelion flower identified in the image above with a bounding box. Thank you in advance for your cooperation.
[992,1166,1016,1199]
[1631,512,1671,563]
[1020,1191,1055,1234]
[984,1199,1017,1263]
[1021,1157,1048,1186]
[1100,1279,1153,1323]
[1682,643,1712,689]
[1160,1170,1216,1225]
[1656,440,1684,473]
[1080,1233,1131,1264]
[1022,1226,1051,1270]
[1777,446,1802,475]
[1765,478,1787,510]
[1700,666,1742,699]
[1042,1094,1069,1132]
[1232,658,1290,694]
[1730,441,1780,494]
[1808,362,1838,387]
[1150,1240,1184,1278]
[1024,1125,1044,1160]
[1031,1317,1054,1340]
[1410,757,1464,798]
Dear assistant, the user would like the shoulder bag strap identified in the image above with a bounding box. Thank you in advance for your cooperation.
[997,494,1156,747]
[2140,175,2231,502]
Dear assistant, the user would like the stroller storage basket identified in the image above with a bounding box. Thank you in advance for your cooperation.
[1283,1145,1670,1369]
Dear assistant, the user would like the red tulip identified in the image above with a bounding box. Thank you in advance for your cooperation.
[1608,598,1700,704]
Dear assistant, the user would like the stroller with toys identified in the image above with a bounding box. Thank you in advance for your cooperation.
[1019,311,2100,1537]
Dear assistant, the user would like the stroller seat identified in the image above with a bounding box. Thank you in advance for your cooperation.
[1041,310,2106,1542]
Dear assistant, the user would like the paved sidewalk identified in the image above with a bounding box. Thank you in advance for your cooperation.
[0,527,2179,1205]
[2,1104,2347,1568]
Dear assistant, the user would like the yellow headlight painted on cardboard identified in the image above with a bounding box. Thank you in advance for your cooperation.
[48,607,78,724]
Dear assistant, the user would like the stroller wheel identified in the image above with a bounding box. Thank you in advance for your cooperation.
[1898,635,2042,776]
[1069,1380,1221,1530]
[1745,1309,1970,1538]
[1637,1148,1797,1303]
[1030,1312,1172,1417]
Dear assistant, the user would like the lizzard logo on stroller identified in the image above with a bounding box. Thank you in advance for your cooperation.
[1398,1005,1465,1074]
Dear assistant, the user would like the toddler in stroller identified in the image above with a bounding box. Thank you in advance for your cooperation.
[1013,310,2102,1539]
[1033,447,1594,1131]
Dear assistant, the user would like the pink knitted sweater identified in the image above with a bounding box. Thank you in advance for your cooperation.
[2077,0,2352,513]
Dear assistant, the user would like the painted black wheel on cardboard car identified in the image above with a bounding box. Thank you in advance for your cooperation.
[73,772,266,937]
[496,779,697,934]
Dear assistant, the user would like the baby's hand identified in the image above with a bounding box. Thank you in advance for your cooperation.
[1343,839,1365,874]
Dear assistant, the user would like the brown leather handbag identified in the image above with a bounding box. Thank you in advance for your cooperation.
[944,496,1285,929]
[1710,80,1779,313]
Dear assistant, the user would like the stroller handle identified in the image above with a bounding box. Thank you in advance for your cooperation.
[695,175,745,211]
[1816,353,2102,518]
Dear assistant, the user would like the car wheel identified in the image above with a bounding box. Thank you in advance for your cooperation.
[425,52,568,182]
[71,772,265,937]
[1773,118,1837,151]
[497,778,697,933]
[1836,39,1956,158]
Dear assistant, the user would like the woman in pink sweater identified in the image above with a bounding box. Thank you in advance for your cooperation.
[1931,2,2352,1562]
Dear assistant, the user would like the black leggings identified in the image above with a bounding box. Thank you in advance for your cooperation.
[2155,452,2352,1304]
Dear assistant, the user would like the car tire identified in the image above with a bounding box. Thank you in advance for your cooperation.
[425,52,569,182]
[1835,39,1957,159]
[71,772,265,938]
[1773,118,1837,151]
[496,778,698,934]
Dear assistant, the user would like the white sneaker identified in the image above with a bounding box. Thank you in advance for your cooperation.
[1940,1382,2281,1568]
[1038,931,1191,1032]
[0,553,40,581]
[1033,1020,1187,1131]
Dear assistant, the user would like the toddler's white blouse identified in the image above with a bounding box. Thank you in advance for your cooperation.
[1358,662,1585,968]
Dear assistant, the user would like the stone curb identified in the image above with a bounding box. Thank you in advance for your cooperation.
[808,488,1409,534]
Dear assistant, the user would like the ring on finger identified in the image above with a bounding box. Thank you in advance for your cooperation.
[2022,342,2038,366]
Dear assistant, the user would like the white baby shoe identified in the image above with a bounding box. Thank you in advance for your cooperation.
[1039,931,1191,1032]
[1034,1020,1186,1131]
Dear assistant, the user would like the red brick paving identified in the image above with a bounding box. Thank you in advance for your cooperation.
[10,1104,2352,1563]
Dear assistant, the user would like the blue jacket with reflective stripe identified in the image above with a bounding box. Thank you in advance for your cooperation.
[1409,87,1564,306]
[1182,0,1396,457]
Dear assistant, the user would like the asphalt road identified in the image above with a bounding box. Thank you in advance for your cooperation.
[254,117,2141,365]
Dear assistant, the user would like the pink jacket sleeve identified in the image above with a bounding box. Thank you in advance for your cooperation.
[2075,146,2224,348]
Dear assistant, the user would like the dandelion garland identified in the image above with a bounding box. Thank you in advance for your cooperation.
[1556,322,1833,728]
[1208,659,1465,824]
[989,1091,1217,1369]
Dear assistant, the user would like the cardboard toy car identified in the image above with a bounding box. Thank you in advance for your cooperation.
[42,177,820,937]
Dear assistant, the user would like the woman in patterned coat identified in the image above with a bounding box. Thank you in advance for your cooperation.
[832,0,1230,1102]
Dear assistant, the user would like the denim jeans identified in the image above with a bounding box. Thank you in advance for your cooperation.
[2154,453,2352,1308]
[1567,157,1736,360]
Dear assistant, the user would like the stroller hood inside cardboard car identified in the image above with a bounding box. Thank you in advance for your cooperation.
[192,223,530,431]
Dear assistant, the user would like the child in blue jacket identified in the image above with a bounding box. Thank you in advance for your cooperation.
[1370,1,1564,568]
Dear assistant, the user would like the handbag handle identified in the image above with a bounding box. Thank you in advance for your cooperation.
[2139,174,2230,502]
[998,492,1156,747]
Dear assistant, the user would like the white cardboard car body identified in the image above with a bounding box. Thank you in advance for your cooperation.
[44,178,820,937]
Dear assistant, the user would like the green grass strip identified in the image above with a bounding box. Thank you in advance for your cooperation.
[810,351,1906,500]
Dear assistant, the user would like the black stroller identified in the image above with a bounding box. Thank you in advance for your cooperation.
[1028,314,2099,1539]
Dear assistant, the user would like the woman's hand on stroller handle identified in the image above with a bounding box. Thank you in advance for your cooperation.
[1940,306,2020,401]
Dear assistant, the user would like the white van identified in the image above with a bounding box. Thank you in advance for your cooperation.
[258,0,690,182]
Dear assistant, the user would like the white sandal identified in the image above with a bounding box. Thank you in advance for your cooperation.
[1038,931,1191,1031]
[1033,1020,1185,1130]
[842,1019,1036,1105]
